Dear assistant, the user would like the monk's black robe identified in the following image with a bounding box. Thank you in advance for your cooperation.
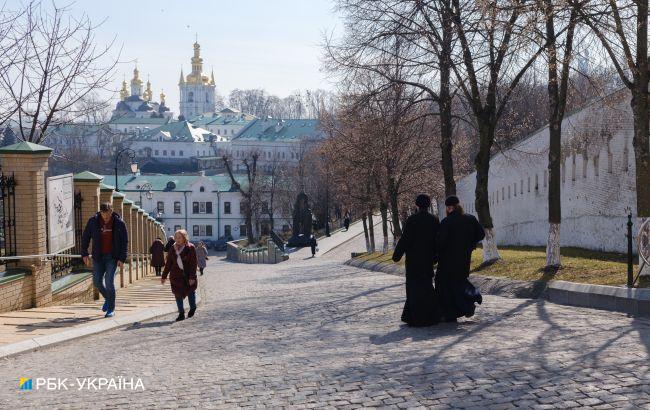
[392,210,440,327]
[436,210,485,320]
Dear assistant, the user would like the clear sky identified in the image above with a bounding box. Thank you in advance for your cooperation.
[25,0,342,115]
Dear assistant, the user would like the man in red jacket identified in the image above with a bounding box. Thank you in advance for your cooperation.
[81,202,128,318]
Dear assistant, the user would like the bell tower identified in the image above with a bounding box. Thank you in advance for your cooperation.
[178,40,216,119]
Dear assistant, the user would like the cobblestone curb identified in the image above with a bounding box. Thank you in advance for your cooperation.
[0,292,202,359]
[345,258,650,316]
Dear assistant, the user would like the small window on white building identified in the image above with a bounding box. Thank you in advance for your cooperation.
[163,150,167,156]
[544,170,548,188]
[171,150,175,156]
[155,150,159,156]
[174,201,181,214]
[179,150,183,157]
[571,153,576,181]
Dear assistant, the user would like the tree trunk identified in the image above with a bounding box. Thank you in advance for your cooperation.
[367,212,376,253]
[379,201,389,252]
[387,181,402,238]
[361,212,370,252]
[638,217,650,284]
[246,206,254,244]
[546,222,561,268]
[632,87,650,219]
[439,4,456,197]
[545,0,563,269]
[633,0,650,220]
[474,122,500,262]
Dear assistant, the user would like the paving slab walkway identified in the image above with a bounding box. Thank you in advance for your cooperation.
[0,274,178,356]
[0,223,648,408]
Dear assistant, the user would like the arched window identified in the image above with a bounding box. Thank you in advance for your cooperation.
[188,92,194,102]
[200,186,205,192]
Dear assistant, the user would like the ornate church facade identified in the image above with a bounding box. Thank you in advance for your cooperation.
[178,42,216,119]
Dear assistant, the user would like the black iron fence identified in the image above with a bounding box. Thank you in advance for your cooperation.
[0,172,17,266]
[48,190,84,280]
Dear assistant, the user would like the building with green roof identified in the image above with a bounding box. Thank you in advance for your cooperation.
[229,118,325,173]
[104,172,289,242]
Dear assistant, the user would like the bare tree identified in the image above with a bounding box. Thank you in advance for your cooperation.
[222,153,260,244]
[574,0,650,231]
[0,2,119,144]
[449,0,543,262]
[534,1,580,268]
[325,0,459,197]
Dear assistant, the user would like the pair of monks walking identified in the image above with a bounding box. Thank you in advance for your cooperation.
[392,194,485,327]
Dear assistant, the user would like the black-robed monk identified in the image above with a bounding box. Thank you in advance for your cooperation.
[436,196,485,322]
[392,194,440,327]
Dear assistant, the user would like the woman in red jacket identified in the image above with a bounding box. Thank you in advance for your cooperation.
[161,229,198,321]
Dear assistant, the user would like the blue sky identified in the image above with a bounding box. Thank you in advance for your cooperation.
[21,0,342,114]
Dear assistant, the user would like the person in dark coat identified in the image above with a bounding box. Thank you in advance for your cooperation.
[436,196,486,322]
[150,237,165,276]
[344,212,351,231]
[310,236,318,257]
[163,236,175,253]
[161,229,198,322]
[392,194,440,327]
[81,202,128,318]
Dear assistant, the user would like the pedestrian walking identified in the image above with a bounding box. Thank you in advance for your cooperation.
[310,235,318,257]
[344,212,351,231]
[436,196,485,323]
[81,202,128,318]
[196,241,209,276]
[392,194,440,327]
[163,236,175,253]
[161,229,198,322]
[150,237,165,276]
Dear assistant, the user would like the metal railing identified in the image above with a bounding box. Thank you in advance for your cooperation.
[0,172,17,266]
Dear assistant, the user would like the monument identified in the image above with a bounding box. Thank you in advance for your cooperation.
[287,192,314,248]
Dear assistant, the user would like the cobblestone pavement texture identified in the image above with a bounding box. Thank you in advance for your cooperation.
[0,227,649,409]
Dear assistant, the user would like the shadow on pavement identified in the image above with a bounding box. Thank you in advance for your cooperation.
[122,320,175,330]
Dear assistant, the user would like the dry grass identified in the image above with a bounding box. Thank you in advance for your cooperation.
[355,246,631,286]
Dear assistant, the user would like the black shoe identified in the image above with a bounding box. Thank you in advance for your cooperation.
[188,308,196,318]
[175,313,185,322]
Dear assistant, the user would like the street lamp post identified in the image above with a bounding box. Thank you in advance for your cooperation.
[325,163,331,237]
[114,147,138,192]
[139,182,153,209]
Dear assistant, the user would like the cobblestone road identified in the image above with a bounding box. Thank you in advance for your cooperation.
[0,234,649,408]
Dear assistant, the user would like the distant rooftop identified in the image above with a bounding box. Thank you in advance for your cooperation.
[234,118,324,142]
[130,121,216,143]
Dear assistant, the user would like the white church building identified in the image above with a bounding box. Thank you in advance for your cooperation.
[453,88,638,254]
[178,42,217,119]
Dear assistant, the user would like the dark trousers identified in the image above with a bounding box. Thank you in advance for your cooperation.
[154,266,162,276]
[175,291,196,314]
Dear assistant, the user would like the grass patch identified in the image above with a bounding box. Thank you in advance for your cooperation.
[354,246,631,286]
